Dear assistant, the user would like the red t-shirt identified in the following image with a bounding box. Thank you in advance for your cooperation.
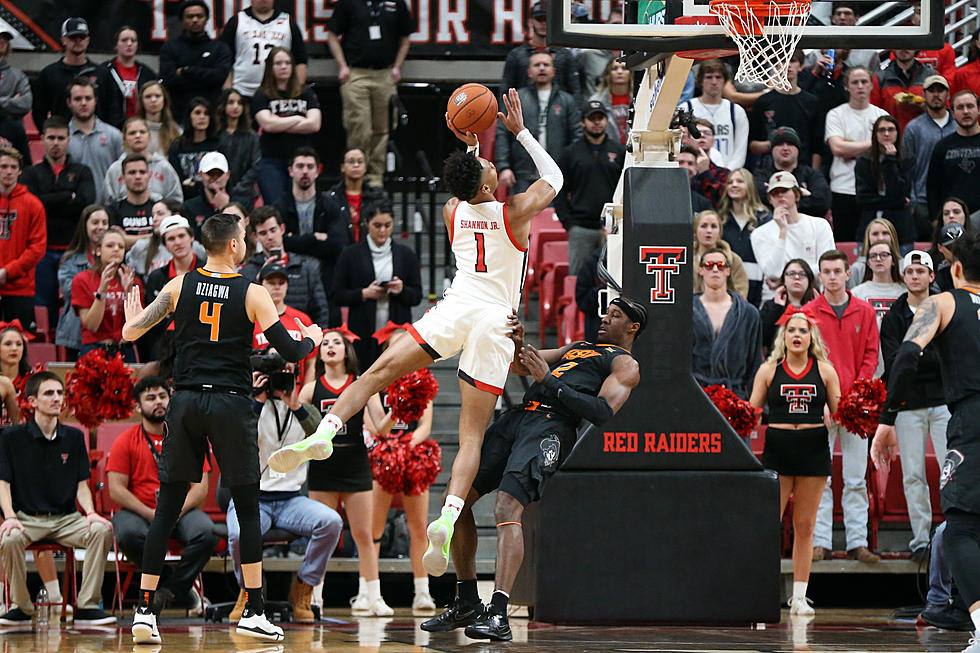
[50,163,65,178]
[611,93,630,145]
[114,60,140,119]
[71,270,144,344]
[252,305,315,387]
[347,192,363,242]
[107,423,212,510]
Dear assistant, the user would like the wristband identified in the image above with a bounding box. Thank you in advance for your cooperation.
[94,291,104,300]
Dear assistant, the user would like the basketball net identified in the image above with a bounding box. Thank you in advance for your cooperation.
[708,0,812,91]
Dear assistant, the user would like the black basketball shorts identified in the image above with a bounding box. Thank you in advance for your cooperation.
[941,396,980,514]
[160,390,260,487]
[472,407,576,506]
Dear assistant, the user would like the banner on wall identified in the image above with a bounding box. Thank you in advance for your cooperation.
[0,0,617,57]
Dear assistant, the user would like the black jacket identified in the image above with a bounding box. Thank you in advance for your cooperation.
[324,179,387,244]
[332,239,422,343]
[159,32,232,117]
[98,59,158,129]
[555,135,625,230]
[218,130,261,202]
[31,57,111,130]
[19,156,96,247]
[502,43,582,102]
[880,291,946,410]
[855,152,915,245]
[240,251,330,325]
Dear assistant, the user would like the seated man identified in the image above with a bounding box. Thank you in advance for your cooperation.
[0,371,115,626]
[421,299,644,641]
[225,353,343,622]
[107,376,217,615]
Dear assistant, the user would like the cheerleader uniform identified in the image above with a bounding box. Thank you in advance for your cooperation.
[762,357,832,476]
[308,374,373,492]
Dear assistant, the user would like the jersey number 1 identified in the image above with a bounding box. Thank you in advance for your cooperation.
[474,233,488,273]
[199,302,222,342]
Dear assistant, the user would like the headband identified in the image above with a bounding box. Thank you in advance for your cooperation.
[610,297,644,326]
[775,305,818,327]
[372,321,409,344]
[0,320,35,342]
[326,324,360,342]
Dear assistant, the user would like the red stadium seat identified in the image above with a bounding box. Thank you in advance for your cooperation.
[557,276,584,346]
[523,210,566,312]
[29,140,45,165]
[23,112,38,138]
[539,261,569,346]
[914,241,931,253]
[97,422,133,459]
[873,439,944,533]
[27,342,57,366]
[836,241,859,266]
[33,305,51,343]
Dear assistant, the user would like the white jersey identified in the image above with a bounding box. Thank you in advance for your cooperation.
[449,200,527,309]
[231,10,294,97]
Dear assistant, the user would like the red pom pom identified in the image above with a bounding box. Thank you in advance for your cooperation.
[702,385,757,439]
[367,433,442,495]
[368,434,410,494]
[65,349,135,429]
[385,369,439,423]
[402,438,442,496]
[833,377,887,439]
[13,363,47,421]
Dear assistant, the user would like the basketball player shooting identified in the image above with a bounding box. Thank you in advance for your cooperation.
[268,87,564,576]
[120,213,323,644]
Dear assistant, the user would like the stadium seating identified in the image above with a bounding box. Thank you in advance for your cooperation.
[536,241,569,345]
[836,242,859,266]
[557,275,584,346]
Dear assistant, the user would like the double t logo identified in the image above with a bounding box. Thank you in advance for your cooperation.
[639,246,687,304]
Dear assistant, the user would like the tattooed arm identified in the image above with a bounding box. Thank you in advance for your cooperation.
[122,276,182,341]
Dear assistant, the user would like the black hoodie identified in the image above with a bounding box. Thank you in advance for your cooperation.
[880,291,947,410]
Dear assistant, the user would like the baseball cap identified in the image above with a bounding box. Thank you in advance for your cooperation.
[581,100,609,119]
[531,1,548,17]
[199,152,229,174]
[940,221,966,247]
[0,31,14,41]
[902,249,935,272]
[766,171,811,196]
[259,263,289,281]
[61,18,90,38]
[923,74,949,90]
[159,215,191,237]
[770,126,802,150]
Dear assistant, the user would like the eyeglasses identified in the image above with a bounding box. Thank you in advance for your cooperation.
[700,261,729,270]
[784,271,807,279]
[876,126,898,133]
[868,252,892,260]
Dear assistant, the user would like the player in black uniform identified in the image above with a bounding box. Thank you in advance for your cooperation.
[872,227,980,651]
[422,297,644,641]
[120,213,323,645]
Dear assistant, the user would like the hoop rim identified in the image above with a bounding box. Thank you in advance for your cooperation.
[707,0,813,16]
[675,48,739,60]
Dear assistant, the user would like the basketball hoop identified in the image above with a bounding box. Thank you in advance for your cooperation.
[707,0,812,91]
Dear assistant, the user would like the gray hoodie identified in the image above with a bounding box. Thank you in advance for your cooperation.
[903,110,956,206]
[0,59,32,119]
[102,151,184,204]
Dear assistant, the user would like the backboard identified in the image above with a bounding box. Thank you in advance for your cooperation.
[548,0,945,54]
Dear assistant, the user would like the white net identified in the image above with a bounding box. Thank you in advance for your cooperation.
[709,0,812,91]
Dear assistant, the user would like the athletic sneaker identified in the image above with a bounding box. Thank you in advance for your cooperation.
[268,423,336,473]
[422,510,454,576]
[0,608,32,626]
[73,608,116,625]
[464,604,513,641]
[962,634,980,653]
[920,602,974,631]
[412,591,437,615]
[237,608,284,641]
[132,607,161,644]
[788,596,815,617]
[350,592,370,615]
[420,597,483,632]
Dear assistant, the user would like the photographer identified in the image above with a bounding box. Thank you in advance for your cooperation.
[332,200,422,368]
[224,349,343,623]
[251,263,316,387]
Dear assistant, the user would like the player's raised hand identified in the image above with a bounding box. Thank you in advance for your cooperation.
[446,112,478,148]
[124,286,144,323]
[297,318,323,347]
[499,88,525,136]
[518,344,550,382]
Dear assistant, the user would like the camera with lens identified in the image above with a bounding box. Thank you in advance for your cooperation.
[250,351,298,394]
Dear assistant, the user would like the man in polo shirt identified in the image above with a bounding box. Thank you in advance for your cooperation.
[65,77,122,204]
[252,264,316,387]
[0,371,115,626]
[108,376,217,615]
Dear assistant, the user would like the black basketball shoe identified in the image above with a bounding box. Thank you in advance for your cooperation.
[919,602,974,631]
[464,604,512,641]
[419,597,483,632]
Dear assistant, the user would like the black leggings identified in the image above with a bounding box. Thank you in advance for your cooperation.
[945,509,980,609]
[143,481,262,576]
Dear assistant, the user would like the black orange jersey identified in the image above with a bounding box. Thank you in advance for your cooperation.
[524,342,632,409]
[173,269,254,393]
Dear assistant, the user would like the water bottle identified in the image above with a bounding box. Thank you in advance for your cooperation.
[824,49,836,79]
[35,586,49,626]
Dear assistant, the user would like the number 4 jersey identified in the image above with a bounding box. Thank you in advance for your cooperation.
[408,200,528,395]
[173,269,255,393]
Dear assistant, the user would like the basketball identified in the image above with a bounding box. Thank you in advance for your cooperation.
[447,83,498,135]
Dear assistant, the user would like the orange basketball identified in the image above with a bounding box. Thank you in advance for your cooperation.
[447,83,498,135]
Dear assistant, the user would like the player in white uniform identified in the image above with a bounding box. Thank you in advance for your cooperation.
[268,88,564,575]
[220,0,308,97]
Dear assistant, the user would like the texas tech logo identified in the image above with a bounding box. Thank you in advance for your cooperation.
[780,384,817,413]
[639,246,686,303]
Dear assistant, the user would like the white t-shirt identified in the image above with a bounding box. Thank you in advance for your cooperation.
[683,97,749,170]
[825,102,889,195]
[750,212,837,301]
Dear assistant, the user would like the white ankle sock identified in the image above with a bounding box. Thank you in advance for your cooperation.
[971,607,980,633]
[45,579,62,602]
[792,581,807,601]
[414,577,429,596]
[366,579,381,602]
[320,413,343,436]
[443,495,465,523]
[358,576,367,596]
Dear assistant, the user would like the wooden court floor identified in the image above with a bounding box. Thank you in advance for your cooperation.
[0,609,973,652]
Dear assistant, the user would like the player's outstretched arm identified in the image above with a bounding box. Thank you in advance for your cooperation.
[122,277,181,341]
[247,284,323,363]
[499,88,563,224]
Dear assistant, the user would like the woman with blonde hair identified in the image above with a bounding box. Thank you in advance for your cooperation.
[693,210,749,297]
[136,81,182,156]
[847,217,899,289]
[717,168,771,305]
[589,59,633,144]
[749,307,841,616]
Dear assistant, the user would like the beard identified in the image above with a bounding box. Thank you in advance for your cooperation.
[144,410,167,424]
